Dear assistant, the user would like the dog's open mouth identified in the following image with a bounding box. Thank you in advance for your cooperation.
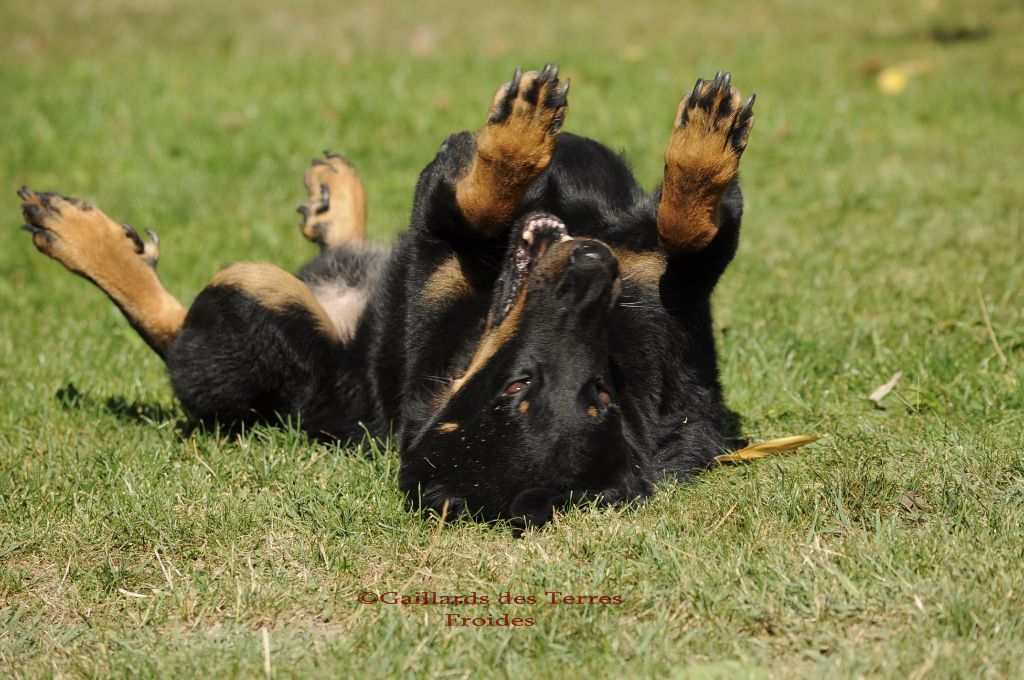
[496,213,571,322]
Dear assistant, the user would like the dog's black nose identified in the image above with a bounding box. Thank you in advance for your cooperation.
[563,240,619,306]
[569,241,614,269]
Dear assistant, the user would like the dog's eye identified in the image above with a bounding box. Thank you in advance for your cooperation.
[504,379,531,395]
[598,389,613,406]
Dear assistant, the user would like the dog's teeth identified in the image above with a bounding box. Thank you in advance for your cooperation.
[559,234,574,243]
[522,230,534,244]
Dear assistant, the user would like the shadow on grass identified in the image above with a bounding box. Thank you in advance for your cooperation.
[56,382,189,429]
[724,406,747,450]
[53,382,378,450]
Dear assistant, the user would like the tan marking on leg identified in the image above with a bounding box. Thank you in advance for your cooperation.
[19,188,185,356]
[211,263,339,342]
[611,248,666,291]
[299,153,367,249]
[455,66,569,237]
[436,422,460,434]
[657,73,754,253]
[423,256,472,301]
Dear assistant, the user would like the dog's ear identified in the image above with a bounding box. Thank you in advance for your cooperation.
[509,487,568,533]
[417,482,468,520]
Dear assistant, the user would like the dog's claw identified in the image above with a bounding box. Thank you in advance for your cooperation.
[321,150,353,167]
[526,63,560,105]
[21,221,53,246]
[316,184,330,214]
[690,78,704,101]
[729,93,756,153]
[141,227,161,268]
[509,67,523,98]
[122,223,145,254]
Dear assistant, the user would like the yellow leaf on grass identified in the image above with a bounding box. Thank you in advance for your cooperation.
[877,68,909,94]
[876,58,937,95]
[714,435,822,464]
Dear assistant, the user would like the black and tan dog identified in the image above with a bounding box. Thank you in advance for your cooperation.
[19,66,754,527]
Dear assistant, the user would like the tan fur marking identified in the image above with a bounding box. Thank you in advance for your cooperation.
[455,71,567,236]
[658,81,751,252]
[309,283,369,342]
[587,406,599,419]
[443,239,580,400]
[611,248,666,291]
[423,256,472,301]
[436,421,460,433]
[211,263,339,341]
[20,190,186,355]
[450,296,526,394]
[300,154,367,249]
[518,400,530,414]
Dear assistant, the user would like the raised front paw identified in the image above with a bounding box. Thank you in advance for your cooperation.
[675,71,755,159]
[658,72,755,251]
[457,64,571,235]
[485,63,570,143]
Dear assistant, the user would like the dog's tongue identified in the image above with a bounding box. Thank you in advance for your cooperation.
[498,213,571,319]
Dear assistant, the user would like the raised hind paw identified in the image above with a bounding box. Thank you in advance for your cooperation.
[297,152,367,250]
[20,188,163,275]
[18,187,184,355]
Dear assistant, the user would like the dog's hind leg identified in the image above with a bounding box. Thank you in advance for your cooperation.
[166,262,363,438]
[19,187,186,358]
[19,188,366,438]
[656,72,755,256]
[297,152,367,250]
[453,64,570,237]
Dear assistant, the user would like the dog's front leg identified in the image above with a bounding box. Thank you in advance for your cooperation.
[657,72,755,255]
[453,64,570,238]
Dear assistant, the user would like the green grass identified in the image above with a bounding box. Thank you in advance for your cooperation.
[1,0,1023,677]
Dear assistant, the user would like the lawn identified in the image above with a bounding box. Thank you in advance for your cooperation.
[1,0,1022,677]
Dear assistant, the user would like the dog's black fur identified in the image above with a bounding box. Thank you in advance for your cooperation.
[23,67,753,527]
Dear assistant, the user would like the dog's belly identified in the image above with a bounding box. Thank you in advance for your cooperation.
[310,282,370,342]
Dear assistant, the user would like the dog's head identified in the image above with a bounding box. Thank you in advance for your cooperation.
[400,213,652,527]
